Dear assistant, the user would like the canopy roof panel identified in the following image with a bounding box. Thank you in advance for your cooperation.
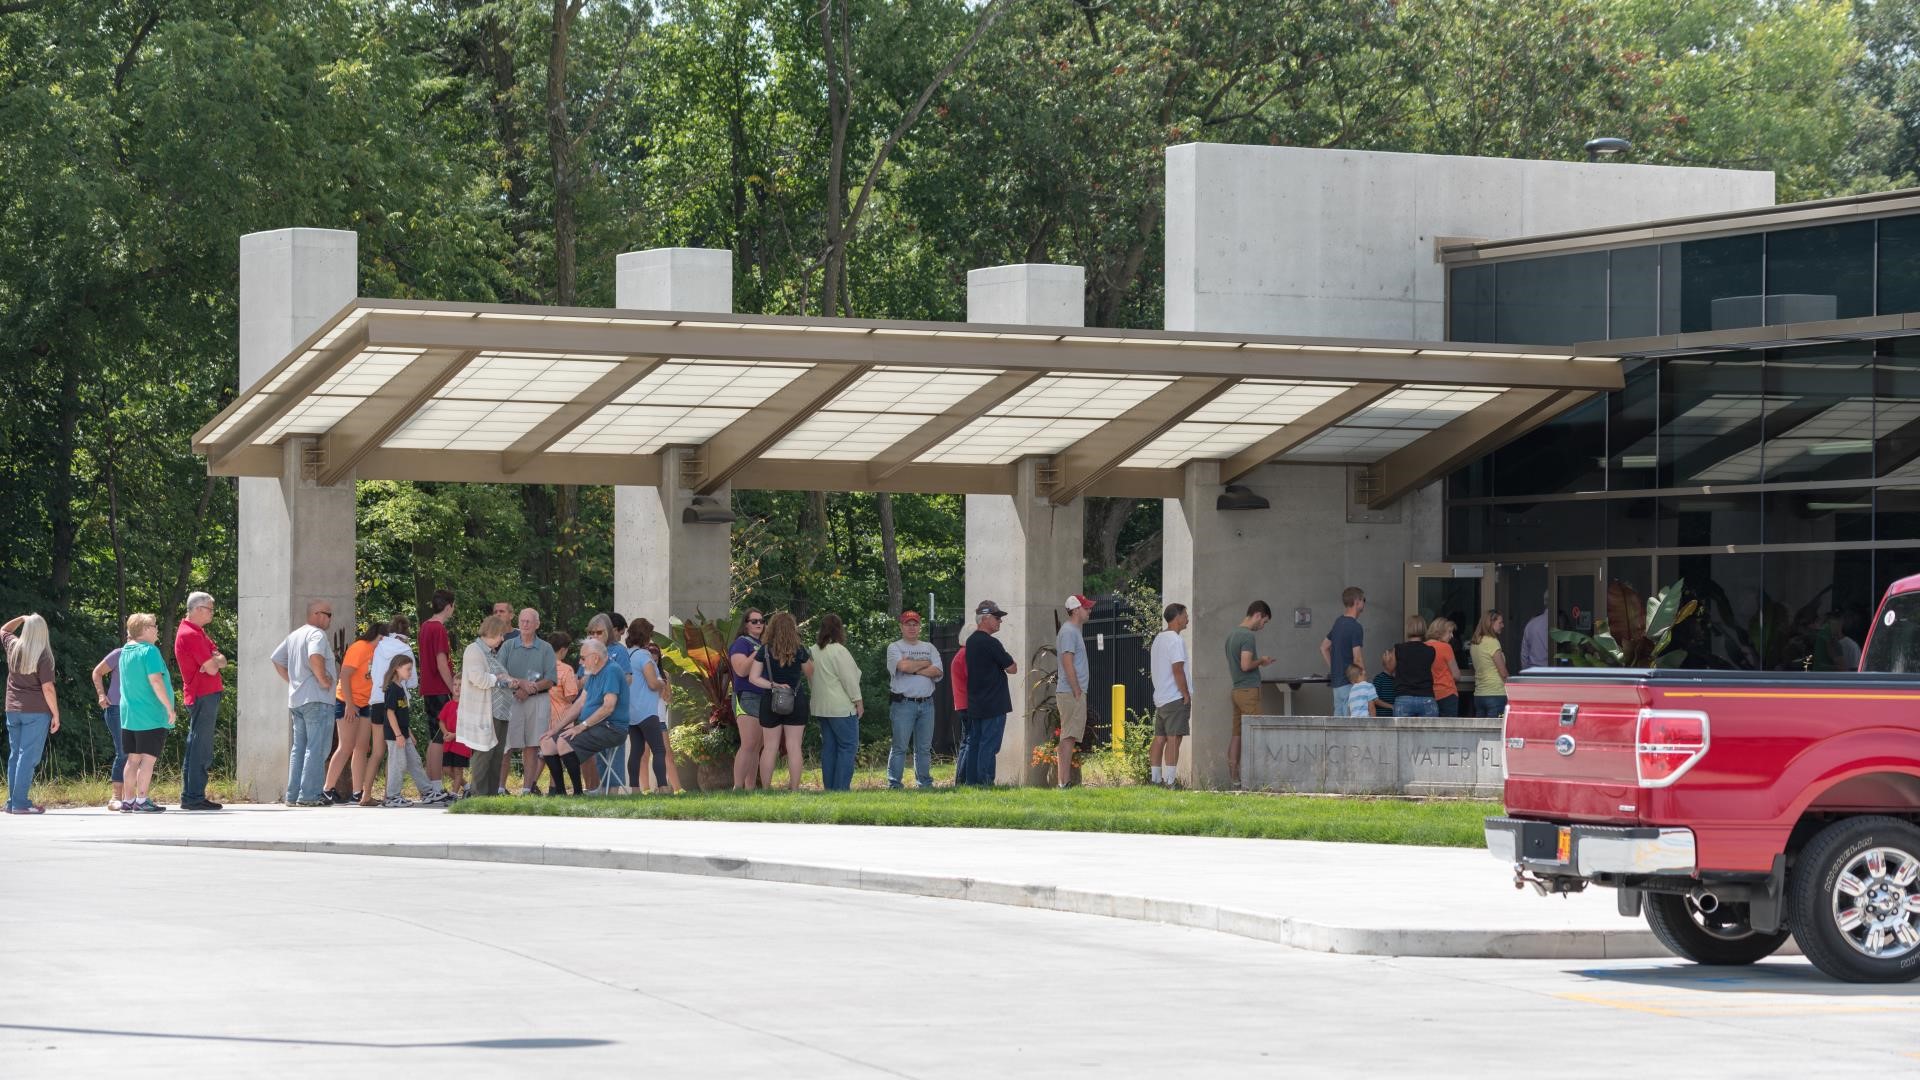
[196,298,1625,508]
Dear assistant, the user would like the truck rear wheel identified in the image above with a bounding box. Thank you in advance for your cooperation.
[1789,815,1920,984]
[1643,892,1789,965]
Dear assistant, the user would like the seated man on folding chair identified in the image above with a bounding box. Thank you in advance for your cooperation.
[553,638,631,795]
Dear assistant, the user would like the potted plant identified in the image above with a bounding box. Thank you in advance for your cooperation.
[657,610,746,791]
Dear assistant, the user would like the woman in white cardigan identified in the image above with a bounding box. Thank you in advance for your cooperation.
[457,615,520,796]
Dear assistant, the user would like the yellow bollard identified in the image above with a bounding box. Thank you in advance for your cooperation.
[1112,683,1126,748]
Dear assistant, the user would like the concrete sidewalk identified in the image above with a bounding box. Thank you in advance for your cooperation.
[8,803,1667,960]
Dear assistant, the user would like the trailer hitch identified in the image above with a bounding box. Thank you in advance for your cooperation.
[1514,866,1587,897]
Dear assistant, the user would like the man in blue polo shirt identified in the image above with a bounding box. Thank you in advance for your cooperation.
[554,639,630,792]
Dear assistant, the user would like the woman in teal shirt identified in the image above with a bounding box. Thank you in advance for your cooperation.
[118,613,176,813]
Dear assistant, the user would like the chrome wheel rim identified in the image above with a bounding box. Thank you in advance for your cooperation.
[1831,846,1920,959]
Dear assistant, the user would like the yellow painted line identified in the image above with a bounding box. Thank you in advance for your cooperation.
[1663,691,1920,701]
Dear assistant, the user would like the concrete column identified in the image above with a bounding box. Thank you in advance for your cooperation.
[964,264,1086,785]
[237,228,358,803]
[1164,461,1442,788]
[613,248,734,627]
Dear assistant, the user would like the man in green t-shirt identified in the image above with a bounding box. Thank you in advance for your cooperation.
[1225,600,1276,787]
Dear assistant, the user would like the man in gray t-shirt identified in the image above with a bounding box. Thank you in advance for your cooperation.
[1055,595,1095,788]
[885,612,943,789]
[269,599,339,805]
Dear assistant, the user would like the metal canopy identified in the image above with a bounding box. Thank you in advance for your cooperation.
[195,298,1625,508]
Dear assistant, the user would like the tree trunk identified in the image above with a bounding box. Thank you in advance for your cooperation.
[103,434,128,632]
[548,0,582,307]
[878,492,903,617]
[46,356,83,611]
[159,476,219,663]
[1087,497,1136,573]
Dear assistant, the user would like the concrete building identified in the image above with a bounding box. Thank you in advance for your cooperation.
[212,144,1784,797]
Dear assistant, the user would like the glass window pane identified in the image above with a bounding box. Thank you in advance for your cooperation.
[1661,235,1764,333]
[1608,497,1657,549]
[1658,493,1762,548]
[1876,486,1920,541]
[1765,221,1873,322]
[1448,265,1496,342]
[1876,339,1920,480]
[1449,458,1492,499]
[1488,500,1606,556]
[1875,548,1920,604]
[1492,253,1606,346]
[1659,354,1764,486]
[1764,488,1873,544]
[1878,216,1920,316]
[1669,554,1764,669]
[1491,393,1605,495]
[1762,343,1874,483]
[1609,246,1659,339]
[1762,550,1874,670]
[1608,557,1655,622]
[1447,504,1491,558]
[1608,359,1659,491]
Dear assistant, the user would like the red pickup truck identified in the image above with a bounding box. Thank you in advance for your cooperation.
[1488,574,1920,983]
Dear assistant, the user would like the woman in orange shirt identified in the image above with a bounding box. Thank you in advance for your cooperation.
[1426,617,1463,718]
[324,621,383,804]
[540,631,583,795]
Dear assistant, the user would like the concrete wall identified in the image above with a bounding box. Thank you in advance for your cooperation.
[236,228,359,803]
[1164,143,1777,338]
[1242,714,1503,798]
[1164,461,1441,788]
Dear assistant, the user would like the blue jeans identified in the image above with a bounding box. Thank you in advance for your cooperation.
[181,691,221,802]
[1436,695,1459,717]
[103,705,126,784]
[1331,684,1351,716]
[818,714,859,791]
[887,698,934,788]
[286,701,335,802]
[1475,694,1508,718]
[961,712,1007,786]
[1394,695,1438,718]
[5,711,52,811]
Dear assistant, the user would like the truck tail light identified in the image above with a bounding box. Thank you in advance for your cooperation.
[1636,708,1709,787]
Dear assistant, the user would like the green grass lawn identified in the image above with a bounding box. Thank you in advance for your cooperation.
[451,784,1497,848]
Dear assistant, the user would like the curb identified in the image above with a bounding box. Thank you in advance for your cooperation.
[101,835,1674,960]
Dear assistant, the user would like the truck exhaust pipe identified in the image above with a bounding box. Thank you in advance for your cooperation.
[1690,889,1720,914]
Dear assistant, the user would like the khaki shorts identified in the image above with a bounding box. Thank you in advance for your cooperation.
[1230,686,1262,738]
[1154,700,1191,737]
[1057,690,1089,742]
[505,694,547,749]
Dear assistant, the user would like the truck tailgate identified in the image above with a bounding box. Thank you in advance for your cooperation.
[1503,675,1647,825]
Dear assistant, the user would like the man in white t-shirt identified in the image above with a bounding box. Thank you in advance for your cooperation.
[1149,603,1192,787]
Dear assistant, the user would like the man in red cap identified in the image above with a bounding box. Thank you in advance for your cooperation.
[885,610,944,789]
[1055,594,1095,788]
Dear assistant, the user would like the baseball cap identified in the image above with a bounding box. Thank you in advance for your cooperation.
[899,610,922,623]
[975,600,1009,618]
[1065,594,1095,612]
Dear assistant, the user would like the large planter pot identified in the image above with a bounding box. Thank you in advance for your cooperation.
[695,760,733,792]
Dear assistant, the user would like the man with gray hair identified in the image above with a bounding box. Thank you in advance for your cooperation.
[553,636,630,792]
[500,607,557,795]
[270,599,338,805]
[174,591,228,811]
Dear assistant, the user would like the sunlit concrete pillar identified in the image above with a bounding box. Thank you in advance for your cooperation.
[964,264,1086,785]
[613,248,734,629]
[237,228,359,802]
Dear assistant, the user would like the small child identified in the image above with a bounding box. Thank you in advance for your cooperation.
[1371,648,1398,717]
[438,697,471,797]
[1343,662,1378,718]
[379,658,438,806]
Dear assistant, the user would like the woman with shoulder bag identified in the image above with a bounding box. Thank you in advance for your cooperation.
[749,612,813,791]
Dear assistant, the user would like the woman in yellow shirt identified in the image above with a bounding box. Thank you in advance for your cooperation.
[1470,610,1509,718]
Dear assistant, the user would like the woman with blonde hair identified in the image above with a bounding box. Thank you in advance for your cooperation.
[458,615,522,797]
[1470,610,1510,718]
[1426,616,1463,717]
[2,613,59,814]
[116,613,175,813]
[750,612,814,790]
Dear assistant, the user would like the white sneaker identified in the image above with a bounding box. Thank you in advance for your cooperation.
[106,798,123,812]
[381,795,416,808]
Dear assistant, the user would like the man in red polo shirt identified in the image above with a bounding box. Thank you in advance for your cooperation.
[417,589,457,788]
[175,591,228,810]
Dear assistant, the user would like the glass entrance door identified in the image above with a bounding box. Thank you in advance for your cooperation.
[1496,559,1604,669]
[1405,563,1496,708]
